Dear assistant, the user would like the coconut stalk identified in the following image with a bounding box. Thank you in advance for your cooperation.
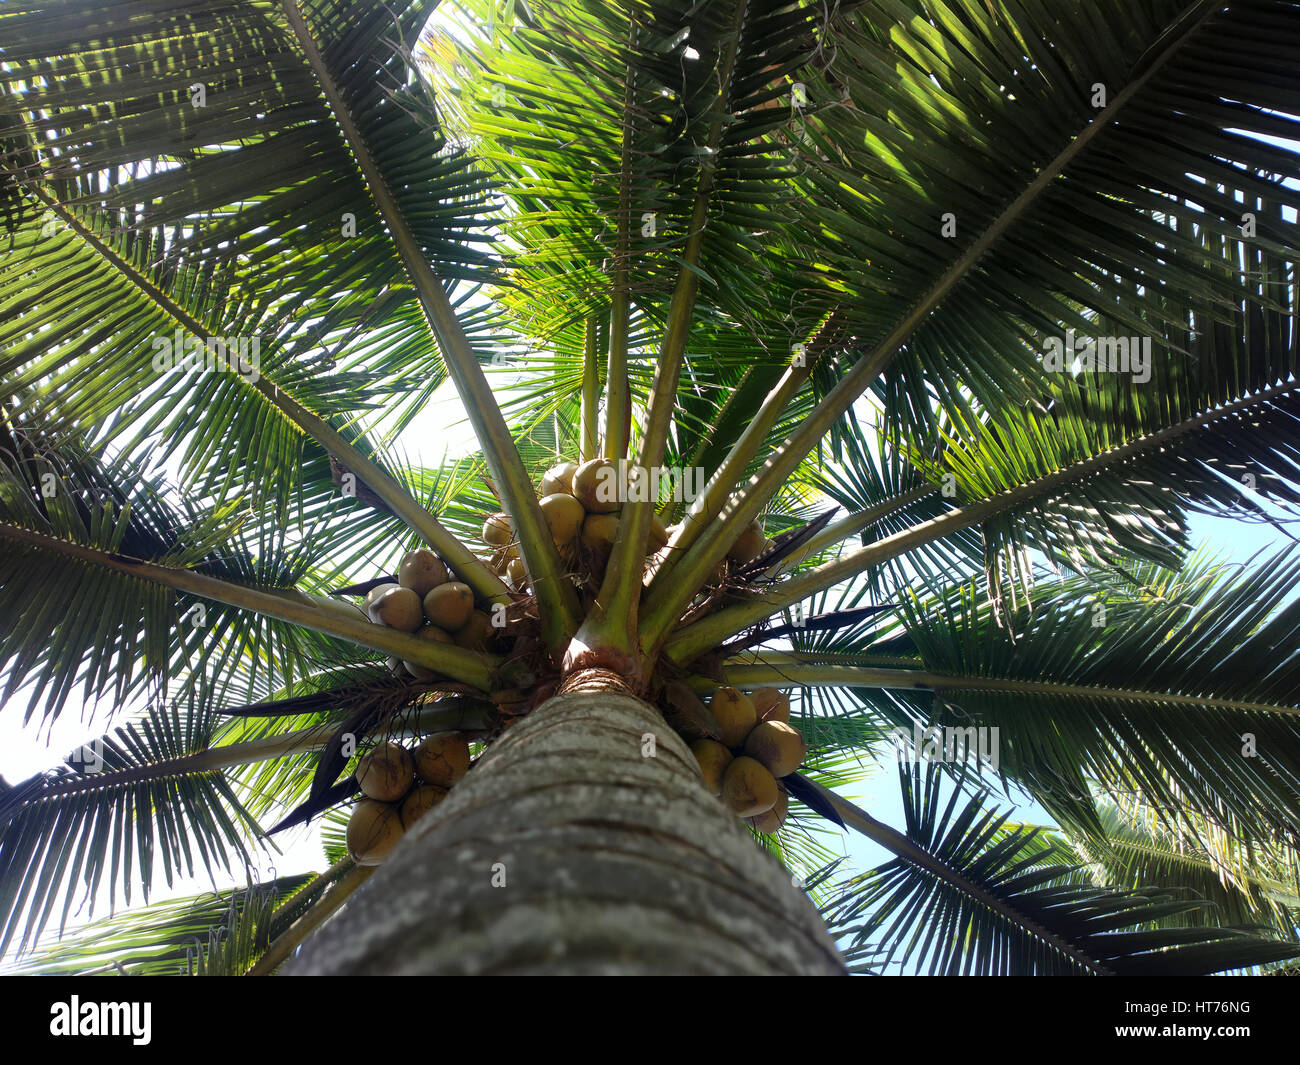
[0,524,502,689]
[768,484,940,576]
[650,310,846,585]
[798,776,1109,973]
[248,862,375,976]
[665,375,1300,663]
[695,659,1300,717]
[280,0,580,656]
[580,315,600,462]
[604,24,636,463]
[575,1,748,666]
[28,188,508,609]
[640,3,1225,648]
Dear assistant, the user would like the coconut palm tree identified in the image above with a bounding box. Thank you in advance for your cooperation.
[3,0,1300,976]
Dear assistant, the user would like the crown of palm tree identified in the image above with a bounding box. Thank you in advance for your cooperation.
[2,0,1300,975]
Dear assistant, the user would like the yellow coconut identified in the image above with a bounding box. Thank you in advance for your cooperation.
[507,557,527,588]
[356,742,415,802]
[414,732,471,788]
[721,756,778,817]
[397,548,448,597]
[581,511,620,553]
[364,582,401,619]
[423,581,474,632]
[751,687,791,723]
[690,739,734,797]
[403,624,454,680]
[540,461,578,497]
[743,720,807,778]
[746,788,789,833]
[727,519,766,564]
[539,492,586,547]
[454,610,497,651]
[347,799,405,866]
[399,784,449,828]
[709,687,757,748]
[369,586,424,632]
[572,458,622,514]
[482,512,512,548]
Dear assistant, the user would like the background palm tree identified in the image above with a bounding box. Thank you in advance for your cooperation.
[2,0,1300,974]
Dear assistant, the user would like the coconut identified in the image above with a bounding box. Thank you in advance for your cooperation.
[581,512,620,553]
[743,721,807,778]
[369,586,424,632]
[403,624,454,680]
[454,610,497,651]
[709,687,757,748]
[507,557,527,587]
[347,799,405,866]
[540,461,578,497]
[482,512,512,547]
[572,458,622,514]
[746,788,789,833]
[539,492,586,547]
[751,687,791,724]
[414,732,471,788]
[356,742,415,802]
[399,783,449,828]
[690,739,734,797]
[727,519,766,564]
[364,582,401,620]
[721,756,778,817]
[423,581,474,632]
[397,549,448,597]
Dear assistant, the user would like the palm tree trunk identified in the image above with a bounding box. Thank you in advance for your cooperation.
[288,675,846,975]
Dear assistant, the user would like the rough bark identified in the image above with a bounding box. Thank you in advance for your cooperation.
[288,684,846,974]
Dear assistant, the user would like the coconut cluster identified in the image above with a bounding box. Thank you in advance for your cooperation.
[486,458,768,596]
[689,687,805,833]
[365,548,501,680]
[346,732,472,866]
